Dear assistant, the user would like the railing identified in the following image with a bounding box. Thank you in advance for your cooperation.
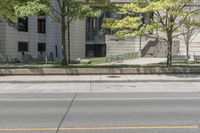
[0,53,61,64]
[172,55,189,62]
[194,55,200,62]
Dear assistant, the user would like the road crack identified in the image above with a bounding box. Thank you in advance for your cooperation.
[56,93,78,133]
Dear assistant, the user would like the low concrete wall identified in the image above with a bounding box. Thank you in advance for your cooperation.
[0,67,200,75]
[105,35,149,56]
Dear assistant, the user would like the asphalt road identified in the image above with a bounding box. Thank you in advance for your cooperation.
[0,92,200,133]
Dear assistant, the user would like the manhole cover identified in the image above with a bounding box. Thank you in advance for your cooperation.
[107,76,121,78]
[130,85,136,87]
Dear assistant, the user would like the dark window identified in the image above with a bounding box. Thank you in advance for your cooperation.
[18,42,28,52]
[38,19,46,33]
[38,43,46,52]
[86,12,112,42]
[86,44,106,57]
[18,17,28,32]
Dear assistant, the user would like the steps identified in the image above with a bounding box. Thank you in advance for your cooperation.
[142,40,180,58]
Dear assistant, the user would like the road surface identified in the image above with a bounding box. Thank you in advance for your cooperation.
[0,92,200,133]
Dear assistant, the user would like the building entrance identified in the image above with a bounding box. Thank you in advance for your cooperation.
[86,44,106,57]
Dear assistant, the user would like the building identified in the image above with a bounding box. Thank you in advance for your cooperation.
[0,0,149,61]
[0,0,200,62]
[0,14,86,61]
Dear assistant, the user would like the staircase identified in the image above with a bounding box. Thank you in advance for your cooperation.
[141,40,180,58]
[141,40,158,57]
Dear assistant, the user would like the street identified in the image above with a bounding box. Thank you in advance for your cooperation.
[0,90,200,133]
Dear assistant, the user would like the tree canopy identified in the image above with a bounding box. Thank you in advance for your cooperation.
[14,0,101,22]
[102,0,200,65]
[0,0,20,25]
[14,0,50,18]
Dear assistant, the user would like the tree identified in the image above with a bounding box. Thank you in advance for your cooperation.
[182,20,200,62]
[15,0,101,66]
[0,0,20,26]
[1,0,49,28]
[181,5,200,62]
[102,0,200,66]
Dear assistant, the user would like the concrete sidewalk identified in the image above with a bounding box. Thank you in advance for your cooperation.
[1,74,200,83]
[102,58,167,65]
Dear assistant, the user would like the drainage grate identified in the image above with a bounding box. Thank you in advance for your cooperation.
[107,76,121,78]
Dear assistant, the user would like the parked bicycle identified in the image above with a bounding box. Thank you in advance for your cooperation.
[106,55,124,63]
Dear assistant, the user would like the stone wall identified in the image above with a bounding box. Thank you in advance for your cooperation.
[105,35,150,56]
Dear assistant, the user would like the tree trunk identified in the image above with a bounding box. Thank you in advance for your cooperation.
[60,1,67,66]
[61,15,67,66]
[167,35,173,66]
[186,28,190,62]
[186,44,189,62]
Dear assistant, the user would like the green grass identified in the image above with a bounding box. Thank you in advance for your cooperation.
[90,57,107,65]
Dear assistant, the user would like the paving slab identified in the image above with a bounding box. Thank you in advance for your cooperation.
[1,74,200,83]
[102,58,167,65]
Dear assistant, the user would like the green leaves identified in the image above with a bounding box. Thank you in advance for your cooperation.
[0,0,16,20]
[65,2,101,20]
[103,0,200,40]
[103,16,142,30]
[14,0,50,18]
[0,0,23,26]
[14,0,102,21]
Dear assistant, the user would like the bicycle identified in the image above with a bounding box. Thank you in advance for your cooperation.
[106,55,124,64]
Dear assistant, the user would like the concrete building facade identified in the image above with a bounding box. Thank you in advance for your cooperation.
[0,15,86,61]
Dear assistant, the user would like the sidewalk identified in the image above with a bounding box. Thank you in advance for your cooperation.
[122,58,167,65]
[102,58,167,65]
[1,74,200,83]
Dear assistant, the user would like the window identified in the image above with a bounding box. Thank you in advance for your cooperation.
[38,19,46,33]
[38,43,46,52]
[86,44,106,57]
[18,42,28,52]
[86,12,111,42]
[18,17,28,32]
